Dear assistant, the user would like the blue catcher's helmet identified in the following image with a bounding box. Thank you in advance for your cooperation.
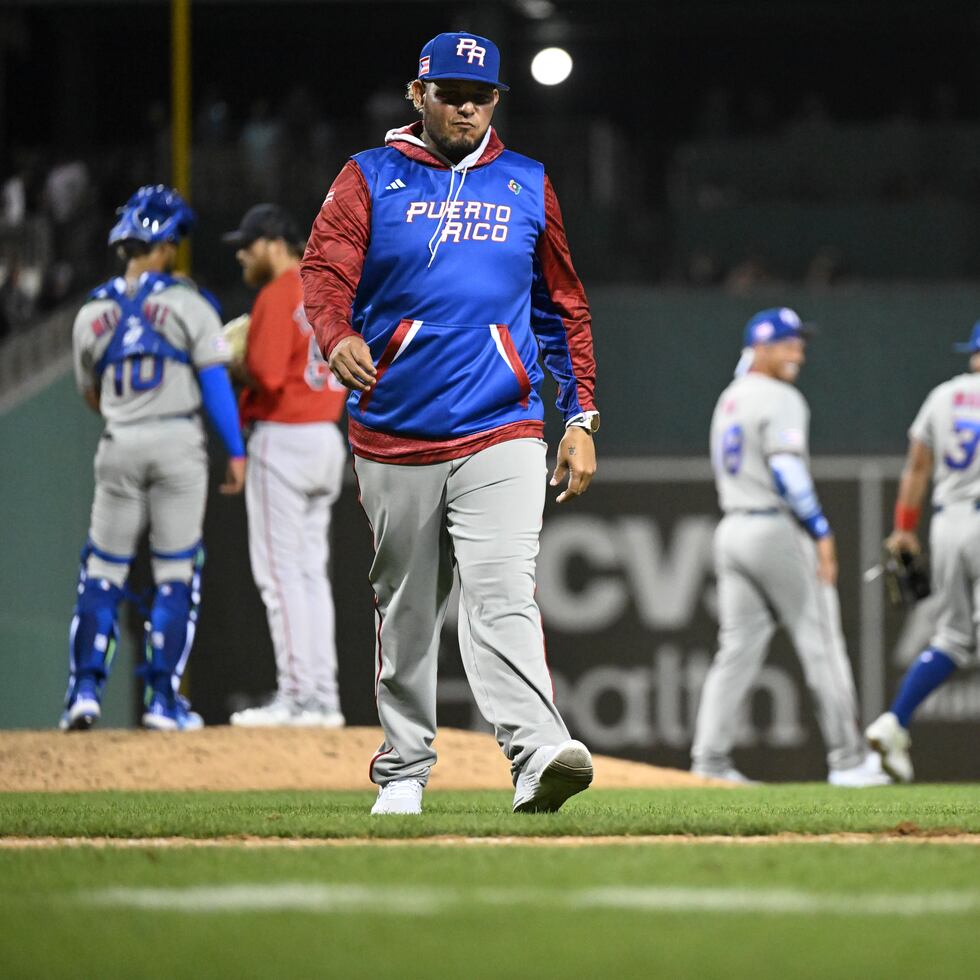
[108,184,196,246]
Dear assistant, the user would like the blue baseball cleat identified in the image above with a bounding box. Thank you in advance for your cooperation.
[59,678,101,732]
[142,692,204,732]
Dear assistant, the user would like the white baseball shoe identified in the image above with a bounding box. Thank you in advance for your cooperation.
[229,695,297,727]
[371,778,424,815]
[691,765,761,785]
[301,707,346,729]
[230,695,344,728]
[865,712,914,783]
[59,679,101,732]
[828,751,892,787]
[513,740,594,813]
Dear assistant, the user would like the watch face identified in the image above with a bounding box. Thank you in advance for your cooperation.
[589,413,600,432]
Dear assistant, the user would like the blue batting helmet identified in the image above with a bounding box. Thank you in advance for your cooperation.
[108,184,196,246]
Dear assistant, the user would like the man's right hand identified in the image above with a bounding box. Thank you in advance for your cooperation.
[328,336,377,392]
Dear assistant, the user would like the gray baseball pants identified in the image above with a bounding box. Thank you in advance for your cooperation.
[354,438,569,787]
[246,420,346,709]
[86,417,208,585]
[927,504,980,666]
[692,512,866,773]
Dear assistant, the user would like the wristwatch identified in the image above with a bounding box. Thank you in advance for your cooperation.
[566,410,600,434]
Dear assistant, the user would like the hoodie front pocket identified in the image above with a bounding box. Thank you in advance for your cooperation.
[488,324,532,408]
[356,318,535,436]
[357,318,422,413]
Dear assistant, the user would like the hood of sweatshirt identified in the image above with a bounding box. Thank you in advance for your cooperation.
[384,120,505,170]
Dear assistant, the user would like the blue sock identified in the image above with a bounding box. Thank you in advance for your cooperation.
[890,648,957,728]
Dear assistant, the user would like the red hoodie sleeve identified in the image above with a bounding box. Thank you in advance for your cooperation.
[301,160,372,359]
[531,174,597,416]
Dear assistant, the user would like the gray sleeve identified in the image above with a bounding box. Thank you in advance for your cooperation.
[170,287,231,369]
[762,386,809,457]
[908,389,937,448]
[71,305,99,395]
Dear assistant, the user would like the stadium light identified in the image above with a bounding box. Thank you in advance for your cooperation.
[531,47,573,86]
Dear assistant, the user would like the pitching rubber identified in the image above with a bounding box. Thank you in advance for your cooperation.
[514,741,594,814]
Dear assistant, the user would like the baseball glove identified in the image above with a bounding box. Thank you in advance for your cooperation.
[221,314,251,362]
[880,547,931,607]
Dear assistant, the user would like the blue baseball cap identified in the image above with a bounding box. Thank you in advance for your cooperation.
[952,321,980,353]
[417,32,509,91]
[743,307,813,347]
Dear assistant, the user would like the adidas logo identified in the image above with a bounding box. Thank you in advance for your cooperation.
[385,178,407,191]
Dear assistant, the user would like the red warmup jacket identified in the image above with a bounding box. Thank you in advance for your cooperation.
[241,267,347,426]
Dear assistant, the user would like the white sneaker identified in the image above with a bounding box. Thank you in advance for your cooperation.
[691,765,761,785]
[513,740,594,813]
[291,704,346,729]
[229,694,301,727]
[371,778,424,815]
[828,751,893,787]
[866,712,914,783]
[59,695,101,732]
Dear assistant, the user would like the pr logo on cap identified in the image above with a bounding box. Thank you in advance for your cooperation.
[416,32,509,90]
[754,322,774,342]
[456,37,486,66]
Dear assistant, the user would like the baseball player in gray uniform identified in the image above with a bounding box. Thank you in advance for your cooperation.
[865,321,980,782]
[60,184,246,732]
[691,307,888,786]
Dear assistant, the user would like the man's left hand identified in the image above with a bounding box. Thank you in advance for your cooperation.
[551,427,596,504]
[220,457,246,495]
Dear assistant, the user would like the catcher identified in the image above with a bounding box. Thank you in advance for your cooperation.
[866,320,980,782]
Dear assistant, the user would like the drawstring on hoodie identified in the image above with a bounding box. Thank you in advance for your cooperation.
[384,122,492,269]
[427,164,470,268]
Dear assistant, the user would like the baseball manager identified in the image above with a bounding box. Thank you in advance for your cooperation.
[302,31,599,815]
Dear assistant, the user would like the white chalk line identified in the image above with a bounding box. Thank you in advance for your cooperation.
[80,882,980,917]
[4,833,980,848]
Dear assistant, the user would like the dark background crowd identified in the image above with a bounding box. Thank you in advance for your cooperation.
[5,0,980,338]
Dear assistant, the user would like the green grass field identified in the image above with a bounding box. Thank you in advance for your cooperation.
[2,786,979,979]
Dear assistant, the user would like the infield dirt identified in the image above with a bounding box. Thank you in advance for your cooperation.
[0,727,727,792]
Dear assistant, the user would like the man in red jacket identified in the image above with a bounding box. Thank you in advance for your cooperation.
[223,204,348,727]
[302,32,599,815]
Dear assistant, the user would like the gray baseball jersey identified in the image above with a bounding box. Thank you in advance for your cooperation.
[908,372,980,508]
[908,372,980,664]
[73,278,228,425]
[74,276,228,585]
[710,373,809,513]
[693,371,866,775]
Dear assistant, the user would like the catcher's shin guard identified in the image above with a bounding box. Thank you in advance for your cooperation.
[66,576,124,706]
[143,550,203,700]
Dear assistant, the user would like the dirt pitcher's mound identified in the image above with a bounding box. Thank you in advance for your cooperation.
[0,727,724,792]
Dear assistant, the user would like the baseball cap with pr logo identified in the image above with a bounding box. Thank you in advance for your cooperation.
[417,32,509,91]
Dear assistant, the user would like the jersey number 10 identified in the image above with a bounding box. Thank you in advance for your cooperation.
[113,356,164,396]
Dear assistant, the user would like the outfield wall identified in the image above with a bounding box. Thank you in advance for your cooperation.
[3,285,980,779]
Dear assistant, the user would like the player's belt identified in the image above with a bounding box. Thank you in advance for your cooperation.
[726,508,780,516]
[108,411,199,426]
[931,500,980,514]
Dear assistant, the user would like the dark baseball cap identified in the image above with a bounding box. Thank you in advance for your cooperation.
[222,203,301,248]
[417,32,509,91]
